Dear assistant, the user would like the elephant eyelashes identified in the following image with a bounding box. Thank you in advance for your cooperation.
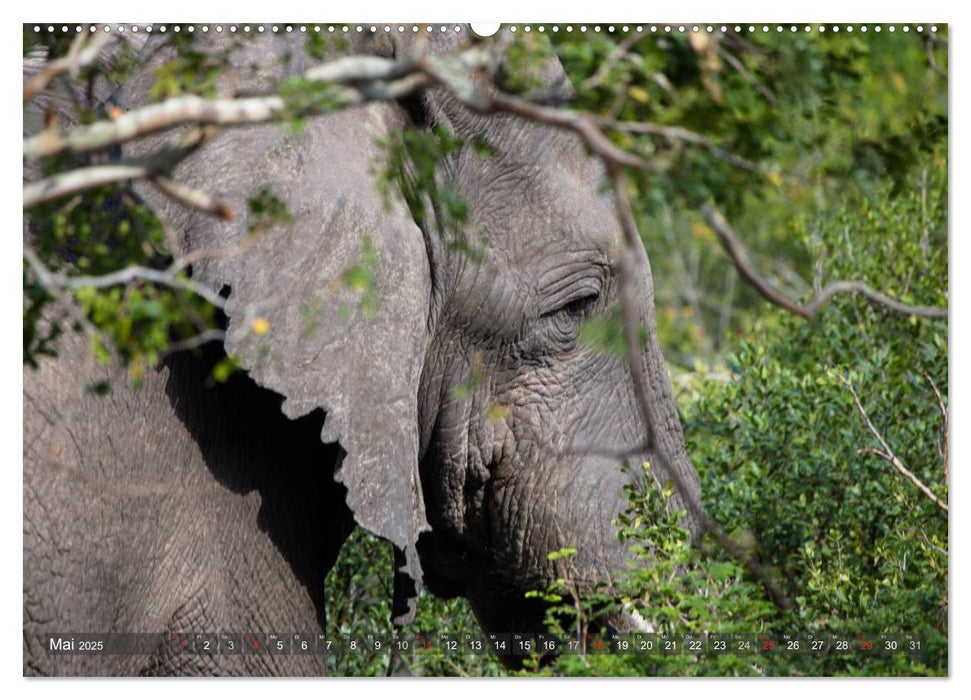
[560,293,600,317]
[540,292,599,320]
[539,292,600,348]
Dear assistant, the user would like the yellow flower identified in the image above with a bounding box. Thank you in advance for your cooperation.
[251,317,270,335]
[627,85,650,104]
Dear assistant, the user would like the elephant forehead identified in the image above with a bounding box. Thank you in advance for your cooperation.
[455,149,621,262]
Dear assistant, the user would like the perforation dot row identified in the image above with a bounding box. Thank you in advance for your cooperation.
[505,24,939,34]
[31,24,465,34]
[31,24,940,35]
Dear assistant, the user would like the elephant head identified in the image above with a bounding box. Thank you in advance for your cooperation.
[141,28,701,633]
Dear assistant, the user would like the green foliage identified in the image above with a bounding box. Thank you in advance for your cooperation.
[578,306,647,360]
[23,183,216,379]
[306,32,328,61]
[23,269,61,369]
[247,186,292,230]
[279,76,350,132]
[498,32,558,95]
[340,236,379,316]
[324,529,505,677]
[538,155,947,677]
[529,468,774,677]
[376,126,492,261]
[23,182,293,381]
[679,164,947,675]
[150,32,236,99]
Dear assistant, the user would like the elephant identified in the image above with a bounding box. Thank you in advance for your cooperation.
[23,27,701,675]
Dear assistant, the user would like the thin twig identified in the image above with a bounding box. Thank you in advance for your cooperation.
[923,371,948,485]
[839,374,948,513]
[23,247,113,357]
[167,230,267,274]
[859,448,948,513]
[28,242,228,363]
[605,166,796,613]
[419,57,649,171]
[26,238,283,348]
[150,176,234,220]
[715,46,777,105]
[925,39,947,77]
[25,253,228,311]
[23,31,114,102]
[703,203,947,320]
[494,95,649,170]
[609,166,657,455]
[600,119,764,173]
[919,532,948,557]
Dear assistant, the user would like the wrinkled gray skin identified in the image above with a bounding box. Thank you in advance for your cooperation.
[23,30,700,675]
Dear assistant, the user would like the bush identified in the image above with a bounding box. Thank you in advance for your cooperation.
[537,154,947,677]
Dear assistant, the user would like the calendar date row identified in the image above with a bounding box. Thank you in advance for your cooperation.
[45,631,928,658]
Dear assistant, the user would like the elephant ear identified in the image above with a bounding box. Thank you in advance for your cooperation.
[158,98,431,624]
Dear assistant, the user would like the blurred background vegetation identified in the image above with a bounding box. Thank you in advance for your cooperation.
[23,24,947,676]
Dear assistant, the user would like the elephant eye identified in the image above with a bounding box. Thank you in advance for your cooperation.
[541,292,599,320]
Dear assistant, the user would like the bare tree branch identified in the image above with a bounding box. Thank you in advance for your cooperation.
[150,175,234,220]
[715,45,777,106]
[23,31,114,102]
[604,166,796,613]
[919,532,948,557]
[24,127,213,209]
[923,371,948,485]
[703,203,947,320]
[24,163,153,208]
[600,118,764,173]
[161,328,227,355]
[165,228,267,274]
[27,238,229,320]
[27,245,230,364]
[417,57,650,171]
[839,374,948,513]
[26,229,283,358]
[24,247,113,357]
[27,253,229,311]
[22,51,487,161]
[608,166,657,452]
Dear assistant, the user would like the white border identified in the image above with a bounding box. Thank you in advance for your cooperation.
[5,1,964,697]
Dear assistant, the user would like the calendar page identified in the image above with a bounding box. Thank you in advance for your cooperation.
[22,15,948,679]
